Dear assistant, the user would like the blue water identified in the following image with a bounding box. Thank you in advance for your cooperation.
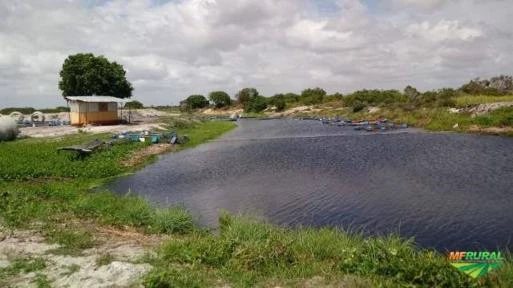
[109,119,513,251]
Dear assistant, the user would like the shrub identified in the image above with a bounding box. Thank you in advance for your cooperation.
[125,100,144,109]
[185,95,209,109]
[352,101,366,113]
[344,89,407,107]
[268,94,287,111]
[300,88,326,105]
[149,207,195,234]
[244,96,268,113]
[208,91,232,108]
[236,88,259,107]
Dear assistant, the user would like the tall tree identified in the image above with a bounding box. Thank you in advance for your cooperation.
[300,87,326,105]
[404,85,420,101]
[59,53,133,98]
[208,91,232,108]
[184,95,209,109]
[236,88,259,107]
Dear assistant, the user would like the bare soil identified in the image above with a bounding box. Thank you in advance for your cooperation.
[0,224,162,288]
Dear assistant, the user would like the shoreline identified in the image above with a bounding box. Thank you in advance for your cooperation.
[1,118,512,287]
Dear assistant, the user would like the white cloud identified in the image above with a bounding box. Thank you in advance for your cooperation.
[0,0,513,108]
[406,20,482,42]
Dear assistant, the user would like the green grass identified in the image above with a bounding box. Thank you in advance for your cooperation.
[172,120,237,149]
[454,95,513,107]
[2,116,513,286]
[43,225,96,255]
[0,133,148,181]
[0,257,47,280]
[0,119,235,232]
[34,273,51,288]
[61,264,81,277]
[143,214,513,287]
[96,253,115,267]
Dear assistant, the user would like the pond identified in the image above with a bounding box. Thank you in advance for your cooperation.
[109,119,513,251]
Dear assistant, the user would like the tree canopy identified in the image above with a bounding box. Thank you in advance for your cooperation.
[208,91,232,108]
[59,53,133,98]
[183,95,210,110]
[125,100,144,109]
[236,88,259,106]
[300,88,326,105]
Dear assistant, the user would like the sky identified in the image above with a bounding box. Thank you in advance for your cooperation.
[1,0,513,108]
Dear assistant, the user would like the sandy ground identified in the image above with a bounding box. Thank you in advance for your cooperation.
[19,123,167,138]
[201,107,244,116]
[8,108,181,138]
[0,225,159,288]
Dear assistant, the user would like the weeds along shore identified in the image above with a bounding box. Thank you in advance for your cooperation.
[0,117,512,287]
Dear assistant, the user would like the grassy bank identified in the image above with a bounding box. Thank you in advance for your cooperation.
[144,214,513,287]
[1,118,512,287]
[0,119,236,231]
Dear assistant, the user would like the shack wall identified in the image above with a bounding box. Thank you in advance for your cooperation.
[69,101,119,126]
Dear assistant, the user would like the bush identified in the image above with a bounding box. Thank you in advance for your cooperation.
[268,94,286,112]
[244,96,268,113]
[352,101,366,113]
[182,95,209,110]
[325,93,344,102]
[300,88,326,105]
[344,89,407,107]
[149,207,195,234]
[0,107,36,115]
[125,100,144,109]
[236,88,259,107]
[208,91,232,108]
[0,116,19,141]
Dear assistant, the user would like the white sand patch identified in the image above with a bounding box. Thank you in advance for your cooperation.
[0,226,153,288]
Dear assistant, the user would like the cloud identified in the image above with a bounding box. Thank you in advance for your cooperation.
[392,0,449,9]
[0,0,513,108]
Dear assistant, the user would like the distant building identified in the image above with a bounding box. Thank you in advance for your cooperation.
[65,96,129,126]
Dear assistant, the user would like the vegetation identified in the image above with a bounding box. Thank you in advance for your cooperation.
[268,94,286,111]
[181,95,209,111]
[0,106,70,115]
[175,74,513,136]
[244,95,268,113]
[300,87,326,105]
[208,91,232,108]
[1,115,512,286]
[236,88,259,107]
[0,120,236,230]
[454,95,513,107]
[125,100,144,109]
[0,257,49,287]
[59,53,133,98]
[143,214,513,287]
[96,254,115,267]
[460,75,513,95]
[0,133,148,181]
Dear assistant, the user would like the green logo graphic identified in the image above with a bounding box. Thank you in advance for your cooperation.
[447,251,503,279]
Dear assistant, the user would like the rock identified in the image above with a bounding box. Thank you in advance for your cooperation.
[368,107,381,114]
[468,101,513,115]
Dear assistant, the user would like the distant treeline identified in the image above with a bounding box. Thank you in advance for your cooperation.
[1,100,146,115]
[180,75,513,113]
[0,106,70,115]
